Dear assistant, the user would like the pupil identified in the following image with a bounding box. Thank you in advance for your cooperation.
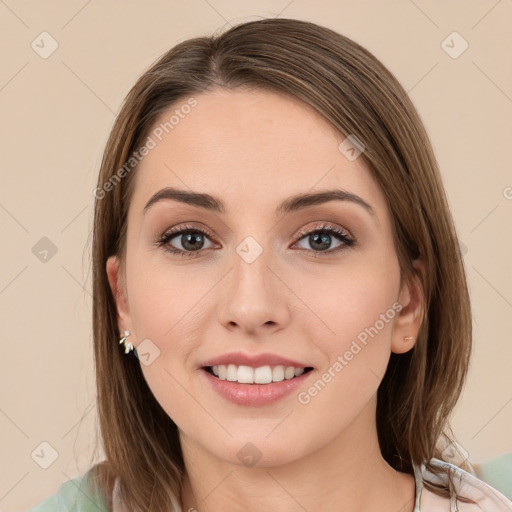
[311,233,331,250]
[183,233,203,251]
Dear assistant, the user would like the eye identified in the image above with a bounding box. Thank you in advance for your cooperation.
[155,224,215,258]
[292,223,355,257]
[155,222,356,258]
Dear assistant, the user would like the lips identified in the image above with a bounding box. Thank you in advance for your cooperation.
[200,351,313,369]
[200,363,315,406]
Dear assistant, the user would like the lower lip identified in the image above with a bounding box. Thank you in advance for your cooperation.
[200,368,314,406]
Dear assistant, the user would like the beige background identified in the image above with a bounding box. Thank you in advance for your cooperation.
[0,1,511,510]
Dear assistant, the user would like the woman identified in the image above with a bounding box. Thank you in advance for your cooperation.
[30,17,512,512]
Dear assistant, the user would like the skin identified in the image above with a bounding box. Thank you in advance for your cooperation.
[106,87,425,512]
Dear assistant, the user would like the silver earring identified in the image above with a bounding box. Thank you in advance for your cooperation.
[119,330,134,354]
[404,336,414,342]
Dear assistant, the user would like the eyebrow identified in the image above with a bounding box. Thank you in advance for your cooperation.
[143,186,376,218]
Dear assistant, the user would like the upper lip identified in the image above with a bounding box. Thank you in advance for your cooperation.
[200,351,313,369]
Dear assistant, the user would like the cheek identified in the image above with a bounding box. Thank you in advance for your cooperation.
[292,265,400,440]
[294,256,401,414]
[299,253,400,344]
[126,252,201,340]
[125,252,207,404]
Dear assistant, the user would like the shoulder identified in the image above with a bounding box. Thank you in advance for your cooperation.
[27,468,110,512]
[420,458,512,512]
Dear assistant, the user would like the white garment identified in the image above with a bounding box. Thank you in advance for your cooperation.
[112,458,512,511]
[413,458,512,511]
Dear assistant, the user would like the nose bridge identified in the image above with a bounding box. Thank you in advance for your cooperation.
[217,233,289,333]
[231,233,275,302]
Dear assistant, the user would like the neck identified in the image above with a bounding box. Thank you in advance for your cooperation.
[179,397,416,512]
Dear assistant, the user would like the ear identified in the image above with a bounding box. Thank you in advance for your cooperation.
[106,255,133,336]
[391,259,425,354]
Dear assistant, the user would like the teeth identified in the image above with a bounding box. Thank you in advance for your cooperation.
[210,364,307,384]
[272,365,285,382]
[226,364,238,381]
[237,365,254,384]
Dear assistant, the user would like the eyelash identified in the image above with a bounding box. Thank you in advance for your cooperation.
[155,223,356,259]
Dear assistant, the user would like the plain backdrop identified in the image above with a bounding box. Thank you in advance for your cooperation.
[0,1,511,511]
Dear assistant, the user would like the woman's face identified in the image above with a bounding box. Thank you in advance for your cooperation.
[107,87,422,468]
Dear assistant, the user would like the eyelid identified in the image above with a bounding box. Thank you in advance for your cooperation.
[157,223,219,248]
[293,221,353,243]
[160,221,353,241]
[161,222,218,241]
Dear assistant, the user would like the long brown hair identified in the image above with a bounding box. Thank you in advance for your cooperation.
[88,17,473,511]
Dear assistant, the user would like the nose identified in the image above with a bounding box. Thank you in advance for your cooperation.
[217,244,291,336]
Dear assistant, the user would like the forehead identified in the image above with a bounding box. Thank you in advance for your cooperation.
[129,87,387,219]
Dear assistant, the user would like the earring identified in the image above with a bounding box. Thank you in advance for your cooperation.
[119,330,134,354]
[404,336,414,342]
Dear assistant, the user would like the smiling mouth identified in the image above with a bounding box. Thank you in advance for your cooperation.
[203,365,314,384]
